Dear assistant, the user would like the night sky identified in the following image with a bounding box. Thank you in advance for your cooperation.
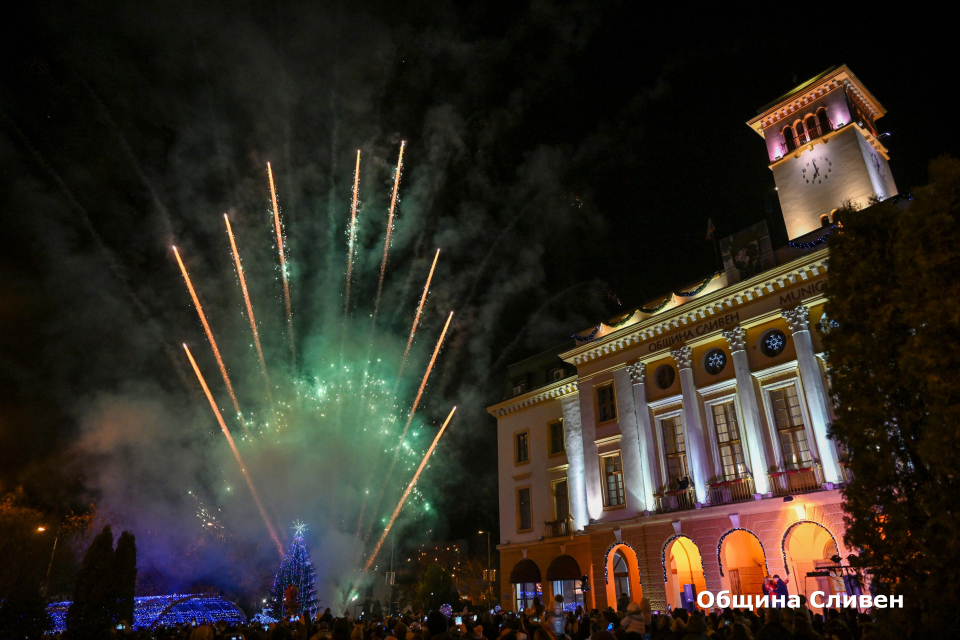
[1,0,957,568]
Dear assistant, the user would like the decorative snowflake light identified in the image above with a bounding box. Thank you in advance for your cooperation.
[707,352,725,370]
[765,334,784,351]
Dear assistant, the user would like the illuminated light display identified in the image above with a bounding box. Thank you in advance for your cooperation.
[46,594,245,632]
[344,150,362,317]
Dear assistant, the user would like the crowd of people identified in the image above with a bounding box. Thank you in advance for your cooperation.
[44,592,878,640]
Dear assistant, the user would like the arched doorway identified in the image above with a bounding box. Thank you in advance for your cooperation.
[718,529,767,599]
[663,536,705,612]
[783,521,842,608]
[604,543,642,610]
[546,555,584,612]
[509,558,542,613]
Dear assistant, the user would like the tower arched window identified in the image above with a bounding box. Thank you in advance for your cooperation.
[805,115,819,140]
[816,108,832,135]
[783,125,796,152]
[795,120,808,144]
[820,214,831,227]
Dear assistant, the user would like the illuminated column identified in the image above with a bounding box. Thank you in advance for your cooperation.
[625,362,657,512]
[782,306,842,484]
[721,326,771,495]
[613,367,651,513]
[670,346,709,503]
[560,393,589,531]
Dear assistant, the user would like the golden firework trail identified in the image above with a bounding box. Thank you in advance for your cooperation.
[363,310,454,542]
[364,405,457,570]
[267,162,295,356]
[183,344,284,557]
[173,246,244,427]
[373,142,406,319]
[224,214,273,407]
[397,248,440,382]
[344,150,361,317]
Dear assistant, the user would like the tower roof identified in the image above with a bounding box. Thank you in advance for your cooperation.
[747,65,887,138]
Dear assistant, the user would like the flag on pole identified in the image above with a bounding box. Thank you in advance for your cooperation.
[706,218,717,241]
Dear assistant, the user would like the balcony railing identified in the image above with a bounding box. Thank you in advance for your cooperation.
[543,518,570,538]
[779,121,832,156]
[768,463,823,496]
[708,474,756,506]
[654,486,696,513]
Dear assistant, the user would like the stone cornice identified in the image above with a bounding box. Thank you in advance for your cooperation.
[560,250,829,367]
[486,376,578,418]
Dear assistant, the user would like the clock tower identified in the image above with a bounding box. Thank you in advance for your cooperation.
[747,66,897,240]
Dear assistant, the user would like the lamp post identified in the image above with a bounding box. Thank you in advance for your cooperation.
[38,524,60,598]
[479,530,491,608]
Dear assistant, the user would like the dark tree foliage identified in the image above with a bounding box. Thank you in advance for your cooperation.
[824,156,960,637]
[111,532,137,625]
[0,572,51,640]
[65,526,115,640]
[417,564,459,613]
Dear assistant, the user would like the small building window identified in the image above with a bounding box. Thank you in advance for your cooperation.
[655,364,676,390]
[795,120,808,144]
[712,402,747,480]
[554,479,569,521]
[820,213,832,227]
[816,107,832,135]
[703,349,727,375]
[760,330,787,358]
[513,378,527,396]
[661,416,689,486]
[549,367,566,382]
[805,114,819,140]
[601,453,625,507]
[517,487,532,531]
[597,384,617,423]
[516,431,529,463]
[770,385,813,470]
[549,420,565,455]
[783,125,796,152]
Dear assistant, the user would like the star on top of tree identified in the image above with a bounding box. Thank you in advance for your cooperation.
[293,520,308,537]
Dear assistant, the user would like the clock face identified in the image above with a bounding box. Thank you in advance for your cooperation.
[802,155,832,186]
[871,151,886,180]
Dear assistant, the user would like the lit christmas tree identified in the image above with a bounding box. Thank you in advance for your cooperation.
[269,522,319,619]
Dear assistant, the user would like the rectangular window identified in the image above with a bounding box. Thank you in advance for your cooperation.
[597,384,617,423]
[554,479,569,521]
[517,487,532,531]
[661,416,689,486]
[770,385,813,470]
[712,402,747,480]
[549,367,566,381]
[515,431,529,463]
[602,453,625,507]
[549,420,565,455]
[513,378,527,396]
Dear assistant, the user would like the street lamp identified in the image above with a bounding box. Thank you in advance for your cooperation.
[479,530,491,609]
[38,524,60,597]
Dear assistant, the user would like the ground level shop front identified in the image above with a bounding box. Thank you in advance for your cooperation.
[499,489,850,613]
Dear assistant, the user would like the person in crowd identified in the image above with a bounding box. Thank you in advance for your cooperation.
[729,622,753,640]
[680,614,708,640]
[544,594,567,639]
[619,600,651,635]
[755,608,790,640]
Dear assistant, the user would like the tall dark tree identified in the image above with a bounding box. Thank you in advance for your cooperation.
[0,572,51,640]
[65,526,115,639]
[111,532,137,625]
[825,156,960,637]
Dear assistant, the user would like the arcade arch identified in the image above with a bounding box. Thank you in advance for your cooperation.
[718,529,767,598]
[662,536,705,611]
[604,543,642,608]
[783,521,842,607]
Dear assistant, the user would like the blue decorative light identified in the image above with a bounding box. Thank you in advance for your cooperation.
[789,225,837,250]
[46,594,246,633]
[269,523,319,619]
[765,333,784,351]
